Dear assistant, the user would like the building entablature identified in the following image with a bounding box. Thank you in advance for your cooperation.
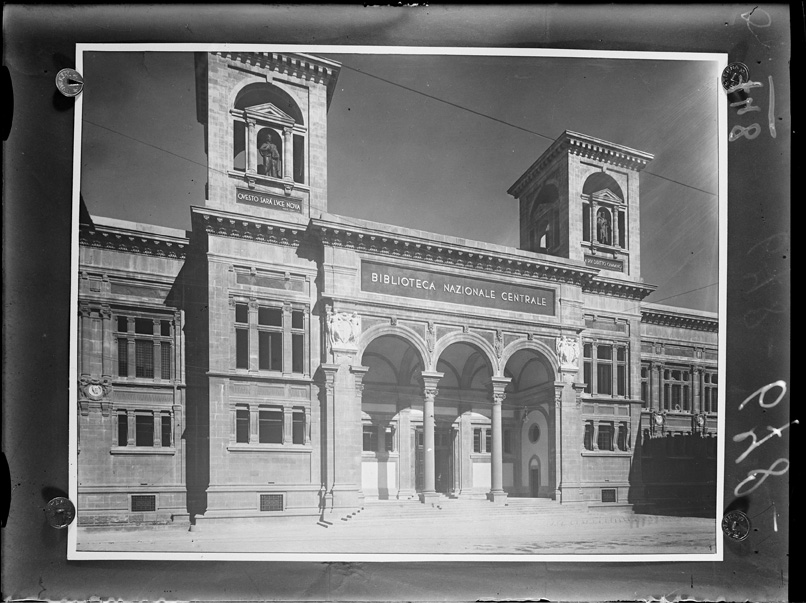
[191,205,309,249]
[583,275,657,302]
[214,51,341,105]
[311,212,599,287]
[507,130,655,198]
[79,218,190,260]
[640,302,719,333]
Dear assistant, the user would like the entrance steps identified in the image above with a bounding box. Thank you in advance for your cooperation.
[359,496,577,523]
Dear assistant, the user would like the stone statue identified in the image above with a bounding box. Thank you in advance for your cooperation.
[597,210,610,245]
[259,139,282,178]
[556,336,579,369]
[326,307,360,350]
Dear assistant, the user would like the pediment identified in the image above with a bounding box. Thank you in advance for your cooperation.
[591,188,623,203]
[243,103,295,125]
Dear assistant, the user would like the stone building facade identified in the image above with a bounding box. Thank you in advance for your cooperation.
[75,51,718,526]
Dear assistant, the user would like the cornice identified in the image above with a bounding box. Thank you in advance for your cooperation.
[508,130,654,199]
[79,223,188,260]
[309,217,599,287]
[217,51,341,107]
[191,206,308,248]
[641,306,719,332]
[583,276,657,302]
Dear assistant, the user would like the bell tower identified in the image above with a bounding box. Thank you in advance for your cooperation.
[507,131,653,279]
[195,51,341,223]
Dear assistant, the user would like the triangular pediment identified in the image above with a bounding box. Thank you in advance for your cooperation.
[243,103,295,125]
[591,188,623,203]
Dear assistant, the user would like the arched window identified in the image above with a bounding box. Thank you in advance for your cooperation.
[581,172,627,249]
[230,83,307,185]
[529,184,559,253]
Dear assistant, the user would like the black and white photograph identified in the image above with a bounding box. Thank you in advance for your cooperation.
[68,44,727,560]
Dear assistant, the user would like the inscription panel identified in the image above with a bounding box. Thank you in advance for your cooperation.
[361,260,556,316]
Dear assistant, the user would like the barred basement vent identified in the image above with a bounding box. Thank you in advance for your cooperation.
[131,494,156,512]
[601,488,617,503]
[260,494,284,512]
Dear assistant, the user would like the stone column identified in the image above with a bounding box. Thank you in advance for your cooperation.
[658,364,665,410]
[153,318,162,380]
[154,411,162,447]
[101,304,112,380]
[488,376,510,503]
[283,127,293,180]
[396,408,414,499]
[127,410,136,446]
[693,366,702,413]
[419,371,443,504]
[249,404,258,444]
[592,420,600,451]
[127,317,136,377]
[246,118,256,173]
[248,300,258,373]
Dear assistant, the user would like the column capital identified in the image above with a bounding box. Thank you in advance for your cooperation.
[350,365,370,392]
[420,370,443,391]
[489,376,511,397]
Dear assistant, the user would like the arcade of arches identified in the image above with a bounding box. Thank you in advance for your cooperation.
[359,332,562,502]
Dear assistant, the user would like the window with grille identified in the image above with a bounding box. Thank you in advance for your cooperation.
[703,371,718,413]
[131,494,156,512]
[663,368,691,411]
[259,493,284,512]
[385,426,396,452]
[115,313,176,381]
[473,428,483,453]
[292,408,305,445]
[601,489,617,503]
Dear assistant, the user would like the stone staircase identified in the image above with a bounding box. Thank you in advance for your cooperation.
[355,496,578,524]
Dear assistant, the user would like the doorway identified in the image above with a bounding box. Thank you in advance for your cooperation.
[414,426,454,494]
[529,457,540,498]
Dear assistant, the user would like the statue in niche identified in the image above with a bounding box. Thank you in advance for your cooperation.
[556,336,579,369]
[259,138,282,178]
[326,307,360,350]
[597,208,611,245]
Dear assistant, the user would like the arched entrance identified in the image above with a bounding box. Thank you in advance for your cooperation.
[501,345,557,498]
[359,332,426,500]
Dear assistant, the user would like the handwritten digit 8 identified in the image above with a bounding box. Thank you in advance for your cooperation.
[729,123,761,141]
[733,458,789,497]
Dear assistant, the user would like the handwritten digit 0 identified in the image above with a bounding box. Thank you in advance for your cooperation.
[729,123,761,141]
[738,380,787,411]
[734,458,789,497]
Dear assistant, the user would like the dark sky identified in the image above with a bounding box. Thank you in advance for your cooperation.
[79,49,720,312]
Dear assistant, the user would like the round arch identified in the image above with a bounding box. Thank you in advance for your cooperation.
[581,169,626,200]
[357,323,430,371]
[499,338,559,378]
[232,80,304,125]
[430,331,497,374]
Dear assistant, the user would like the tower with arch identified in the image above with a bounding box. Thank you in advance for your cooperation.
[508,130,654,279]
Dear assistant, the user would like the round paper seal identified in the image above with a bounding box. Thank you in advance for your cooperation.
[721,62,750,92]
[721,509,751,542]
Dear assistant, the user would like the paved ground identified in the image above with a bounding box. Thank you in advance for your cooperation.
[77,501,717,556]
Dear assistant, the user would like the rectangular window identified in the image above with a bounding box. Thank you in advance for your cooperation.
[135,413,154,447]
[293,134,305,184]
[582,201,591,242]
[618,210,626,248]
[235,407,250,443]
[117,413,128,446]
[258,307,282,327]
[235,303,249,324]
[617,364,626,397]
[259,409,283,444]
[236,328,249,369]
[118,338,128,377]
[485,429,492,454]
[292,334,304,374]
[135,317,153,335]
[160,320,171,337]
[584,422,594,451]
[135,340,154,378]
[597,363,612,395]
[503,429,512,454]
[258,331,282,371]
[292,409,305,445]
[583,343,592,394]
[473,428,482,453]
[160,343,172,380]
[161,414,172,447]
[640,365,649,406]
[363,425,378,452]
[601,488,617,503]
[597,423,614,451]
[292,310,304,330]
[117,316,129,332]
[385,426,396,452]
[617,423,629,451]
